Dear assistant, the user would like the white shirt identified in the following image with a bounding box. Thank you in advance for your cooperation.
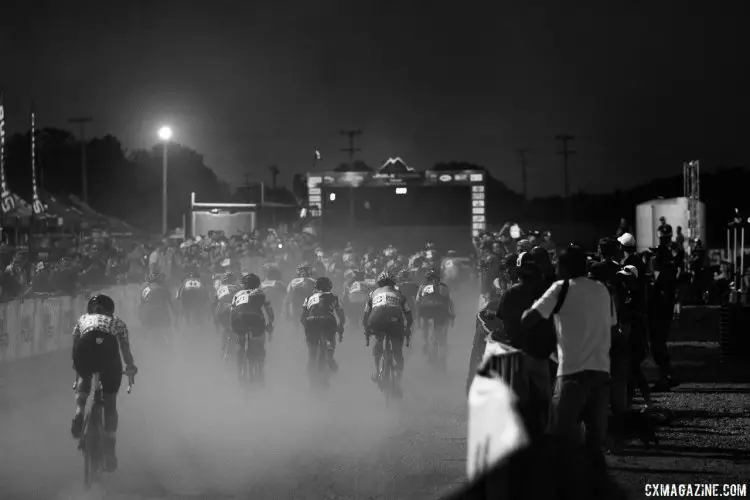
[530,277,615,377]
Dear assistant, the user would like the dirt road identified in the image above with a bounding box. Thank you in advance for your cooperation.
[0,299,477,499]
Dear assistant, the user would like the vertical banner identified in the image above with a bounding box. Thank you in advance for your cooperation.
[0,90,16,214]
[30,106,45,215]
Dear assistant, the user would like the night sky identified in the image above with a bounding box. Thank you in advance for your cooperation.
[0,1,746,196]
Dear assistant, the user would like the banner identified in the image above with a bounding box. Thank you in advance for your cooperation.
[0,284,142,363]
[30,107,45,216]
[0,90,15,214]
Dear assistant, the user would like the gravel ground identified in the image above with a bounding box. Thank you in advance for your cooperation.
[608,343,750,499]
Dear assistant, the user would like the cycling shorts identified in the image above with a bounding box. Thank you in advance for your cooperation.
[419,305,450,322]
[304,315,338,333]
[73,332,123,394]
[368,307,405,335]
[231,310,266,337]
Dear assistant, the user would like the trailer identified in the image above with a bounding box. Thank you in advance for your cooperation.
[189,192,257,239]
[635,196,706,252]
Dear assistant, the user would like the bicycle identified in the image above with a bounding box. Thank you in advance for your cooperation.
[367,330,409,407]
[425,318,449,372]
[75,371,134,490]
[239,328,271,388]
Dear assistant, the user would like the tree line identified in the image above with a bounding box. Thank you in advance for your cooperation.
[2,127,745,246]
[3,128,230,233]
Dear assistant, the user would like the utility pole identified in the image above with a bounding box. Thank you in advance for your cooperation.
[268,164,279,190]
[340,129,363,163]
[555,134,575,220]
[243,172,252,187]
[340,129,362,230]
[518,148,530,202]
[69,117,92,203]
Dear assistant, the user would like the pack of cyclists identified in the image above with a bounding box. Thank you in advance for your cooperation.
[69,240,462,475]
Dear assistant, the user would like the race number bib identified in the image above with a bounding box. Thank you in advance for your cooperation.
[372,293,399,308]
[185,280,201,289]
[422,284,435,296]
[306,294,321,307]
[217,286,230,299]
[261,280,276,289]
[141,287,151,300]
[234,291,250,306]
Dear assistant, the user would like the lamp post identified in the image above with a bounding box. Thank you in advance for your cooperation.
[158,126,172,235]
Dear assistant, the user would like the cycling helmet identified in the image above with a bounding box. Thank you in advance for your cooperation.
[221,272,235,285]
[376,270,395,288]
[240,273,261,290]
[88,294,115,316]
[425,268,440,282]
[297,263,312,277]
[397,269,411,282]
[315,277,333,292]
[148,272,165,284]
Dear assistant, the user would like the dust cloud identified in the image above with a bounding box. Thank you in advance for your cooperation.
[0,290,477,499]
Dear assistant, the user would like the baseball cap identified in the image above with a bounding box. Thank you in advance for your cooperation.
[617,233,636,248]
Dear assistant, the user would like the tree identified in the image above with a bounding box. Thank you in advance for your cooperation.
[3,127,231,233]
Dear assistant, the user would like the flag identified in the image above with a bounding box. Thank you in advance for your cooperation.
[30,105,45,216]
[314,149,321,161]
[0,90,16,213]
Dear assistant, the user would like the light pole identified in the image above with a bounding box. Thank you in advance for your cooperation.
[158,126,173,235]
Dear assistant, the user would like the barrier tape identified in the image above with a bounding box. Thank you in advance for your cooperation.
[0,284,142,364]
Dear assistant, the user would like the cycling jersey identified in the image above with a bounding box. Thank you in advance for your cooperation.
[302,291,345,327]
[216,284,241,305]
[442,258,460,281]
[286,277,316,303]
[260,279,286,304]
[140,283,170,309]
[73,314,129,344]
[230,288,272,336]
[72,314,134,380]
[178,277,208,303]
[363,285,412,332]
[347,280,373,304]
[417,281,452,311]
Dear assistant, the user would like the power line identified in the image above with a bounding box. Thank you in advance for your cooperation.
[555,134,575,198]
[340,129,363,162]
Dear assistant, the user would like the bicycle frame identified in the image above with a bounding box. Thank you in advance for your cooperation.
[78,371,133,490]
[377,333,396,406]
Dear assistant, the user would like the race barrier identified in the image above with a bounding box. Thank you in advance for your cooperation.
[0,284,142,364]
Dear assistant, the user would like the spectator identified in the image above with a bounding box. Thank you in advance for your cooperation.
[522,245,615,450]
[657,216,673,246]
[494,251,556,438]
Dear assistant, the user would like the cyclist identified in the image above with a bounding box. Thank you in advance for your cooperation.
[395,269,419,321]
[416,268,455,356]
[260,265,287,314]
[214,272,241,355]
[139,272,176,341]
[300,277,346,381]
[283,263,316,322]
[176,269,209,326]
[230,273,275,382]
[362,271,413,398]
[71,294,138,473]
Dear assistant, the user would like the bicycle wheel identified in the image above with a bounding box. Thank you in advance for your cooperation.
[383,336,393,407]
[82,406,102,489]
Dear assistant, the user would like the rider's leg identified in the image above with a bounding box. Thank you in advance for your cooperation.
[253,334,267,381]
[71,373,92,438]
[101,364,123,472]
[325,328,338,372]
[391,333,405,381]
[421,312,430,350]
[303,325,318,379]
[372,335,384,380]
[236,333,246,377]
